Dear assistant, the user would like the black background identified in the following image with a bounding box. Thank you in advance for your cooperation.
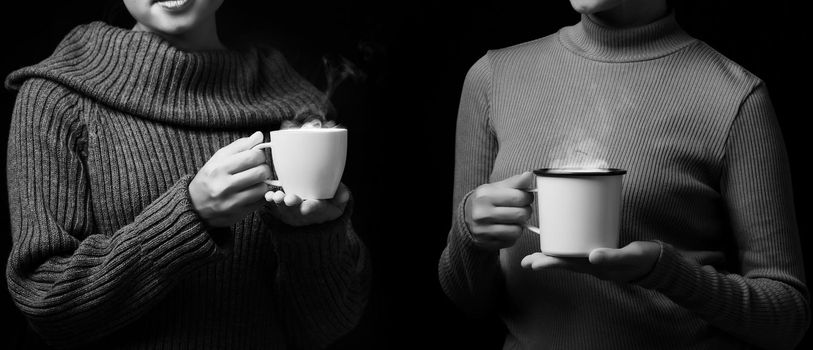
[1,1,810,349]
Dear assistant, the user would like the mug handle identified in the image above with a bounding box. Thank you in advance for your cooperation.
[251,142,282,188]
[524,188,541,235]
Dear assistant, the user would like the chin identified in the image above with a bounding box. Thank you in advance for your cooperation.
[569,0,621,14]
[125,0,220,36]
[150,18,199,35]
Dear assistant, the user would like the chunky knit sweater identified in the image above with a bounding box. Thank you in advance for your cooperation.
[5,21,369,349]
[438,13,809,350]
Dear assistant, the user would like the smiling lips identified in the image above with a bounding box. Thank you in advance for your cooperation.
[154,0,193,12]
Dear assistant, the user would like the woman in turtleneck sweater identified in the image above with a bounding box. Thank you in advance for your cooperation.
[438,0,809,349]
[4,0,369,349]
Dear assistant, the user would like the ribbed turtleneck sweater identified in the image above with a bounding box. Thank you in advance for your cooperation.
[5,21,369,349]
[438,13,810,350]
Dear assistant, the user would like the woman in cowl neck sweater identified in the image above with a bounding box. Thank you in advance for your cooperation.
[4,0,370,349]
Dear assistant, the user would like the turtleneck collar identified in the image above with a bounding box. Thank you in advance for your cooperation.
[558,11,696,63]
[5,21,323,129]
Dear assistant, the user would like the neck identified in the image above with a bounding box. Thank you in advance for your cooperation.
[132,18,225,52]
[589,1,669,28]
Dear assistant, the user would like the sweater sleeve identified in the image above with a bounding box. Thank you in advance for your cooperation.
[5,79,230,349]
[266,195,370,350]
[635,84,810,350]
[437,54,505,319]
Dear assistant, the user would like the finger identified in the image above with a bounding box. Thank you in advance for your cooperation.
[283,193,303,207]
[229,164,272,191]
[267,190,286,204]
[521,253,563,269]
[224,182,268,210]
[477,223,524,237]
[529,254,577,270]
[470,233,517,250]
[490,188,534,207]
[216,131,264,156]
[471,224,523,244]
[477,206,531,224]
[301,200,342,221]
[329,183,351,209]
[589,241,659,267]
[495,171,534,190]
[238,182,269,203]
[588,248,624,266]
[521,253,545,268]
[223,149,267,174]
[590,242,649,266]
[236,196,267,214]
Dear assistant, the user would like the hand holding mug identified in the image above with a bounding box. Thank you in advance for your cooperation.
[189,131,271,227]
[520,241,661,282]
[265,183,352,227]
[464,171,535,251]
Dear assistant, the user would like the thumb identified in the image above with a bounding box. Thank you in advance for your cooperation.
[589,242,655,266]
[331,183,352,210]
[220,131,264,155]
[496,171,534,190]
[588,247,626,266]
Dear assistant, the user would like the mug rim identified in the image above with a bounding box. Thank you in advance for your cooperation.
[533,168,627,177]
[271,127,347,133]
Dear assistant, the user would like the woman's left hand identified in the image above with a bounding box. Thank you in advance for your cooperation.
[264,183,351,227]
[520,241,661,282]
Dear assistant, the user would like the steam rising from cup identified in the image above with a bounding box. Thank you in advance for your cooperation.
[281,54,366,130]
[550,139,609,169]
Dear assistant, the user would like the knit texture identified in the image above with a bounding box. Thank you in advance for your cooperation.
[5,21,369,350]
[438,13,810,350]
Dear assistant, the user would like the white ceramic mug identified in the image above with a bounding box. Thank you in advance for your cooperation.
[526,168,627,257]
[252,128,347,199]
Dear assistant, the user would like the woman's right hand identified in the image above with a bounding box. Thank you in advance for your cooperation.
[464,171,534,251]
[189,131,271,227]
